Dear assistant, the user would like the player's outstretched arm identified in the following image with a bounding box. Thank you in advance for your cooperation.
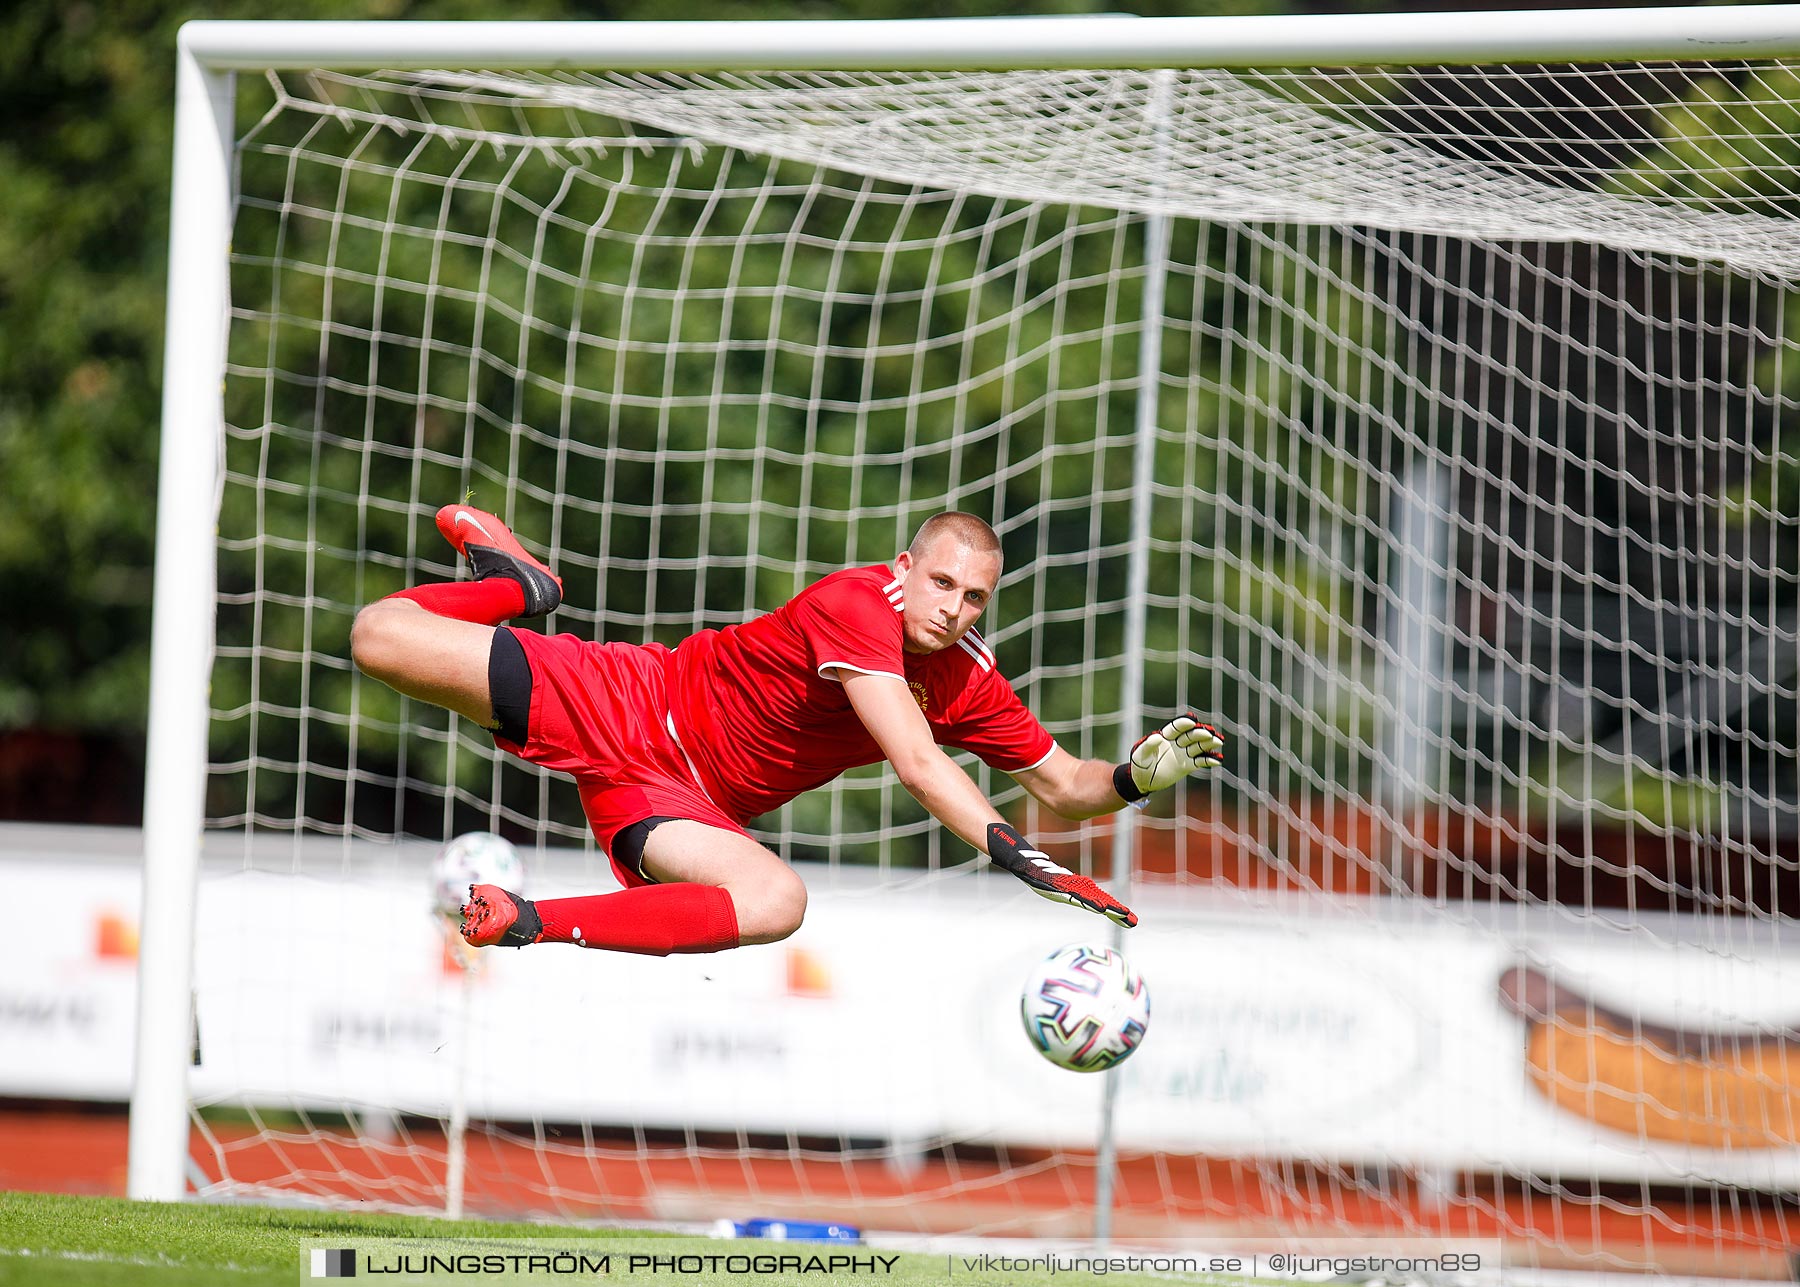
[840,670,1008,853]
[1013,716,1225,820]
[839,671,1136,928]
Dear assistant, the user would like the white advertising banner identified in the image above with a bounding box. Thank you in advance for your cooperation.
[0,854,143,1102]
[3,836,1797,1189]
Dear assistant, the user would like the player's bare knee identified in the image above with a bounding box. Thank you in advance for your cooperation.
[734,870,807,945]
[349,600,404,679]
[348,603,385,674]
[769,874,808,940]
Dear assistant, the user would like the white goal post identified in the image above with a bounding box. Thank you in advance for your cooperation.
[141,7,1800,1272]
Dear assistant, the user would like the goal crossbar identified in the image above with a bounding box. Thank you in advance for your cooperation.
[180,8,1800,72]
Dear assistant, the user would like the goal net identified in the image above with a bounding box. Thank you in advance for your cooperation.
[162,24,1800,1276]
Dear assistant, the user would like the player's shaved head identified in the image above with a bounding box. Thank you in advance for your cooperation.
[894,511,1002,654]
[908,512,1001,568]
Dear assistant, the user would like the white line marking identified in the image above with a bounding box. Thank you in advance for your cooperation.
[0,1247,259,1274]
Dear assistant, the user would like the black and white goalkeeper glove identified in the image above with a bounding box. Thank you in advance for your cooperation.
[987,822,1137,929]
[1113,714,1225,808]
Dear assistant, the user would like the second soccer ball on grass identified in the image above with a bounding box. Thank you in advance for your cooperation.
[430,831,524,919]
[1019,943,1150,1073]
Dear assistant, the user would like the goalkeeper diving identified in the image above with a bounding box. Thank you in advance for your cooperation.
[351,508,1224,955]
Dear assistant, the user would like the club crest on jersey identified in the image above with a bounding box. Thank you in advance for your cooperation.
[909,680,930,714]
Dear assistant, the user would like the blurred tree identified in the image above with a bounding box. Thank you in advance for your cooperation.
[0,0,610,759]
[1,0,1283,825]
[8,0,1772,834]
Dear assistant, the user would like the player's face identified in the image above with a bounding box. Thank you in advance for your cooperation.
[893,537,1000,654]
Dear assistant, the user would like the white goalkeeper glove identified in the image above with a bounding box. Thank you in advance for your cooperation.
[1113,714,1225,808]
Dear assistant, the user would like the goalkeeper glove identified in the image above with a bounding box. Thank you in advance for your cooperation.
[1113,714,1225,807]
[987,822,1137,929]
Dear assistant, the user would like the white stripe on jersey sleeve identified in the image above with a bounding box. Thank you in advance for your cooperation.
[817,662,908,683]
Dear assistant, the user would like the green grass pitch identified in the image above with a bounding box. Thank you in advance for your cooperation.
[0,1191,1260,1287]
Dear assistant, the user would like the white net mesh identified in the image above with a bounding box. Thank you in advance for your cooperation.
[199,59,1800,1273]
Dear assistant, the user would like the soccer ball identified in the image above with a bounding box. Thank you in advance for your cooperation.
[1019,943,1150,1073]
[429,831,524,918]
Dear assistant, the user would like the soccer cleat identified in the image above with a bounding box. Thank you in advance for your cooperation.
[435,503,563,618]
[460,883,546,948]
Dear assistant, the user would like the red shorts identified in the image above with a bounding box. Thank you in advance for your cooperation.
[492,629,752,887]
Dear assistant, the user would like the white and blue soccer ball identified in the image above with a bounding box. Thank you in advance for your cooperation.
[430,831,524,918]
[1019,943,1150,1073]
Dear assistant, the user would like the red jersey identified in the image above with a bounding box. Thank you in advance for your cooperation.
[667,565,1055,823]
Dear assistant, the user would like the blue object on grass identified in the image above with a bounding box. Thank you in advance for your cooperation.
[730,1219,862,1243]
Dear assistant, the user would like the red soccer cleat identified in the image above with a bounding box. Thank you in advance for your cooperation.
[435,503,563,618]
[460,884,546,948]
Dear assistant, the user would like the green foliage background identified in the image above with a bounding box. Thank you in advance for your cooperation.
[4,0,1795,877]
[0,0,1291,779]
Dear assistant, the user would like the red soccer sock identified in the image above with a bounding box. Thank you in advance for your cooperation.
[535,885,740,957]
[388,578,525,626]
